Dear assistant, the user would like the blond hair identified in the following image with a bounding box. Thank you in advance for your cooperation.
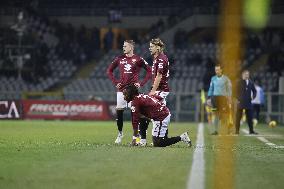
[150,38,165,52]
[124,40,135,47]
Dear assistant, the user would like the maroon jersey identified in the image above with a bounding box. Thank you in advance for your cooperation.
[152,53,170,92]
[107,54,151,92]
[131,94,170,129]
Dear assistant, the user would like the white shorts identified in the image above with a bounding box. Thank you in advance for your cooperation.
[152,114,171,137]
[154,91,169,105]
[116,92,131,109]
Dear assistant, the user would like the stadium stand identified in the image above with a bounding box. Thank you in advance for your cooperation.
[1,0,284,103]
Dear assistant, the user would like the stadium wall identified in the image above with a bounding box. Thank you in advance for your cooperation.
[0,15,167,28]
[161,14,284,44]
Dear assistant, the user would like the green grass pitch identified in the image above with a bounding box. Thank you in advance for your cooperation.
[0,120,283,189]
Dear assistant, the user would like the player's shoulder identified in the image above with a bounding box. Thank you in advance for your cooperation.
[133,94,146,103]
[132,54,142,59]
[211,75,217,80]
[157,53,168,62]
[132,54,144,63]
[159,53,169,61]
[223,75,231,81]
[114,55,126,61]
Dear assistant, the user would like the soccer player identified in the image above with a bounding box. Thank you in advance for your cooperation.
[207,64,232,135]
[138,38,170,146]
[107,40,152,144]
[123,84,192,147]
[148,38,170,102]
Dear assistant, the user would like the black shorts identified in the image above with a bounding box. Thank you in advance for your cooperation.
[211,96,229,113]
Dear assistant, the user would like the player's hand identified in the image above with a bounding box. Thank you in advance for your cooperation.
[134,83,141,88]
[149,91,155,96]
[116,83,122,89]
[206,99,212,107]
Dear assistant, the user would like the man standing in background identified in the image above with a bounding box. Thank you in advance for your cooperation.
[235,70,258,135]
[207,64,232,135]
[252,80,265,126]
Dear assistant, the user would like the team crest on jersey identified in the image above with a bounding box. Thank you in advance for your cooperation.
[131,106,136,112]
[124,64,132,73]
[132,59,136,63]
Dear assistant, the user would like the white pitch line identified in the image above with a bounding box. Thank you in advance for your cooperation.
[241,129,284,149]
[187,123,205,189]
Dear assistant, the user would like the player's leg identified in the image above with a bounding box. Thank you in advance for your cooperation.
[211,96,220,135]
[115,92,127,144]
[235,107,242,134]
[253,104,260,121]
[152,132,192,147]
[151,115,192,147]
[137,91,169,146]
[138,117,150,146]
[246,108,257,134]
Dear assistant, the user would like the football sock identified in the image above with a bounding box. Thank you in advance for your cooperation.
[116,110,124,132]
[213,116,219,133]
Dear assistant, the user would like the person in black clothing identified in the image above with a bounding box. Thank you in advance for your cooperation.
[235,70,258,135]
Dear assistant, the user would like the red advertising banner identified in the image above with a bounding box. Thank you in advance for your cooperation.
[0,100,22,119]
[22,100,111,120]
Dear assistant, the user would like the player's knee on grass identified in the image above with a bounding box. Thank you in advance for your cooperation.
[152,137,162,147]
[152,137,167,147]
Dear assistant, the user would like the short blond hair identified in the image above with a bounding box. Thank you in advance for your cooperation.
[150,38,165,52]
[124,40,135,47]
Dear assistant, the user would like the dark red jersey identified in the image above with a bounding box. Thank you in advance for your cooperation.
[152,53,170,92]
[131,94,170,129]
[107,54,151,92]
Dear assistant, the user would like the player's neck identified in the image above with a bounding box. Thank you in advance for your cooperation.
[125,52,134,57]
[154,52,161,59]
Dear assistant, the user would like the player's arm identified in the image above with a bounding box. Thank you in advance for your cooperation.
[226,77,232,103]
[206,77,214,106]
[251,81,257,100]
[149,60,164,95]
[139,58,152,87]
[149,73,162,95]
[106,58,120,87]
[260,88,265,105]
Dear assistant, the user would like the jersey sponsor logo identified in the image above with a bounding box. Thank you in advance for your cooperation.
[132,59,136,63]
[120,60,128,64]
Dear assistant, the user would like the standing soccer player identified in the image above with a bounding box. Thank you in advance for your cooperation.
[123,84,192,147]
[138,38,170,146]
[107,40,151,144]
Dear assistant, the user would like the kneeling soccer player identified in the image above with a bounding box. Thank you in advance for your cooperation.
[123,84,192,147]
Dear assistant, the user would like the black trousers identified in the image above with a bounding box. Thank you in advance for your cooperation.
[235,107,254,134]
[252,104,260,120]
[152,130,181,147]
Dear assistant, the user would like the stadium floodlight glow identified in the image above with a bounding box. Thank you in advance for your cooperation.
[244,0,270,29]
